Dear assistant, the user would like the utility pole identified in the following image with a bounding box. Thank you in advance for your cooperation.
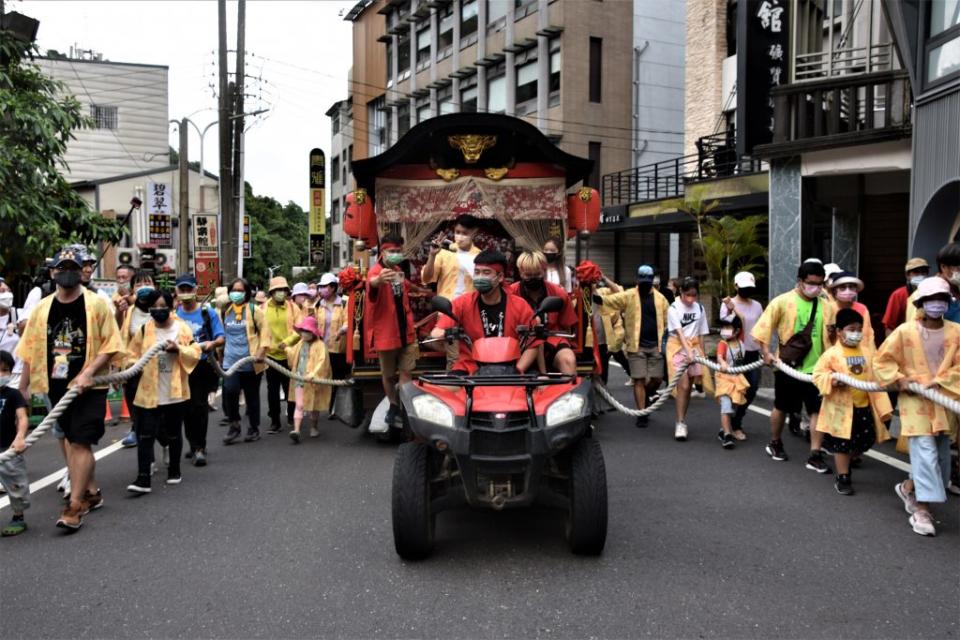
[233,0,246,278]
[217,0,235,282]
[178,117,190,274]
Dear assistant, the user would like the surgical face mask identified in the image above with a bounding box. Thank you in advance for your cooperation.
[801,283,822,298]
[922,300,949,319]
[178,292,197,303]
[473,276,495,293]
[543,252,560,264]
[318,286,335,299]
[149,308,171,324]
[841,330,863,346]
[54,270,81,289]
[136,286,154,300]
[908,275,926,288]
[737,287,755,299]
[308,288,319,298]
[0,375,11,388]
[521,277,545,292]
[720,328,735,339]
[834,288,857,303]
[229,291,246,305]
[273,291,287,303]
[0,292,13,309]
[384,253,405,266]
[949,271,960,287]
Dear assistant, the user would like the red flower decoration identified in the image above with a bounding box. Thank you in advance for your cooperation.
[338,266,363,292]
[576,260,603,285]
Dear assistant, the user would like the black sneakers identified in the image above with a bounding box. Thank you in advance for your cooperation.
[765,440,788,461]
[223,422,241,445]
[244,428,261,442]
[635,414,649,429]
[717,431,736,449]
[805,452,831,474]
[127,475,151,494]
[835,474,854,495]
[193,449,207,467]
[266,423,283,435]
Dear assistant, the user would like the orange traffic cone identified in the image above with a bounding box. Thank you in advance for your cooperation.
[119,396,131,422]
[104,397,114,425]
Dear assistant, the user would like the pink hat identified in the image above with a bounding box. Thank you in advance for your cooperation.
[915,276,951,302]
[294,315,322,338]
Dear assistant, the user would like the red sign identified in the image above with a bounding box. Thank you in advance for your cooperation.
[194,251,220,297]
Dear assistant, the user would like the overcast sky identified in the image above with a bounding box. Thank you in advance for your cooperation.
[19,0,355,210]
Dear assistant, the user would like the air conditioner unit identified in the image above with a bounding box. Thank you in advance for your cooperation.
[116,248,139,269]
[155,249,177,272]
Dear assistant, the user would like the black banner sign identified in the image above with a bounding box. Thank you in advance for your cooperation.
[736,0,789,156]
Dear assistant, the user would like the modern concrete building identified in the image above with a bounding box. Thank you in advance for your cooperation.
[326,98,355,268]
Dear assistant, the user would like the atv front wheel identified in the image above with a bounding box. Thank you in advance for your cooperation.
[566,437,608,555]
[392,442,435,560]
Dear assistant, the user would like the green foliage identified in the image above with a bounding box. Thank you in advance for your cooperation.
[696,214,767,297]
[0,32,123,274]
[243,182,309,289]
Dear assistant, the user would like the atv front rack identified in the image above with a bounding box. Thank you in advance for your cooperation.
[417,372,575,388]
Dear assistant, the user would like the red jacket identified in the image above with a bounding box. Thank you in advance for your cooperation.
[365,262,417,353]
[436,289,539,373]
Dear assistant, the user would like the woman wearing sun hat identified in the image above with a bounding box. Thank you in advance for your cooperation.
[824,271,877,351]
[285,315,332,443]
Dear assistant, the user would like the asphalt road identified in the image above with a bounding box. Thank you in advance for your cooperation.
[1,368,957,639]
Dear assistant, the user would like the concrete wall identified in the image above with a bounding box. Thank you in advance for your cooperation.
[37,58,170,183]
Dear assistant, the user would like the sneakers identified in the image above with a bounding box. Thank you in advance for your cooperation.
[289,431,301,445]
[834,474,854,496]
[193,449,207,467]
[909,510,936,536]
[895,481,919,514]
[309,425,320,438]
[57,473,71,496]
[717,431,736,449]
[223,422,241,445]
[166,472,182,485]
[805,452,831,474]
[1,517,27,537]
[127,475,152,494]
[243,428,261,443]
[266,422,283,435]
[56,504,84,530]
[121,430,138,448]
[82,490,104,513]
[765,440,788,461]
[635,414,649,429]
[948,482,960,497]
[385,404,399,427]
[674,422,688,441]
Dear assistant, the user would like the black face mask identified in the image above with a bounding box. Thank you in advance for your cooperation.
[54,271,81,289]
[544,252,560,264]
[637,282,653,295]
[521,277,545,292]
[150,308,171,324]
[737,287,756,299]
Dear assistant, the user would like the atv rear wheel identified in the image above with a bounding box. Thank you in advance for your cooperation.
[566,437,608,555]
[392,442,435,560]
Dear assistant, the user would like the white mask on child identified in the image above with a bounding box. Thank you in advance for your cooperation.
[841,331,863,346]
[720,329,734,339]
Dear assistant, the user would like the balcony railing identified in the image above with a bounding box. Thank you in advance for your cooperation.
[764,69,911,154]
[795,42,895,81]
[601,133,764,207]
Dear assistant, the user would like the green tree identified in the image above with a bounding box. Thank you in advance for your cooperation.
[242,182,309,289]
[0,31,122,274]
[696,214,767,297]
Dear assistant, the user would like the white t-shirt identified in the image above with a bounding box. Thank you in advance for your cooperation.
[719,297,764,351]
[129,307,151,336]
[454,249,476,297]
[0,311,23,383]
[546,265,575,293]
[155,323,181,406]
[667,299,709,340]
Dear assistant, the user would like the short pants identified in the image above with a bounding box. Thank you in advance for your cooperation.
[47,388,108,446]
[378,343,419,378]
[671,349,703,378]
[627,348,664,381]
[773,371,821,415]
[718,395,736,415]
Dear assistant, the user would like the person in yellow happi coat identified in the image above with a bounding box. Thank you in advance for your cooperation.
[586,276,627,386]
[286,315,333,443]
[873,277,960,537]
[813,308,892,496]
[124,290,201,493]
[714,316,751,448]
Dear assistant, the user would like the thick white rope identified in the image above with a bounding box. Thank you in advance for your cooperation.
[209,355,355,387]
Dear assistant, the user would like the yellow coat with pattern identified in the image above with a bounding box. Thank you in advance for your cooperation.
[751,290,832,355]
[126,318,202,409]
[586,287,626,352]
[286,338,333,412]
[598,287,669,354]
[812,343,892,442]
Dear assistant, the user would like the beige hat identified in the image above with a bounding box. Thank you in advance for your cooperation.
[904,257,929,272]
[268,276,290,292]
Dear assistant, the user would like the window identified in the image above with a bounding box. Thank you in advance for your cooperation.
[931,0,960,35]
[347,145,353,174]
[514,0,537,19]
[461,85,478,112]
[438,5,454,59]
[332,242,341,269]
[417,103,431,123]
[487,73,506,113]
[587,142,601,189]
[438,84,455,114]
[416,23,431,69]
[461,0,478,46]
[386,39,394,88]
[331,109,341,135]
[549,40,561,106]
[368,96,387,155]
[331,200,340,225]
[515,57,538,115]
[589,37,602,103]
[488,0,508,29]
[341,152,347,184]
[331,156,340,186]
[398,102,411,137]
[90,104,118,130]
[398,31,411,78]
[925,0,960,84]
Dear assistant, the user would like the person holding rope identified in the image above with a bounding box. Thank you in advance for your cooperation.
[263,277,302,435]
[291,282,316,317]
[720,271,764,436]
[221,278,270,444]
[314,273,349,408]
[285,316,332,443]
[16,247,122,531]
[665,277,710,442]
[0,350,30,536]
[119,271,159,449]
[125,290,201,493]
[752,260,832,473]
[174,274,225,466]
[874,277,960,536]
[714,315,750,448]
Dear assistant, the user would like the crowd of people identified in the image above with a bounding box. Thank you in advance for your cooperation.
[0,231,958,539]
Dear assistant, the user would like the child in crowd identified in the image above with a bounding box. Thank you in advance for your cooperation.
[286,316,332,444]
[665,277,711,441]
[813,308,891,496]
[0,350,30,536]
[714,316,750,448]
[874,277,960,535]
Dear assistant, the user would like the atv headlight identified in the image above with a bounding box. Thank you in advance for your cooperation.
[411,395,454,428]
[546,392,586,427]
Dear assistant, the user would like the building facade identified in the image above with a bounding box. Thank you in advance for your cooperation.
[36,55,170,183]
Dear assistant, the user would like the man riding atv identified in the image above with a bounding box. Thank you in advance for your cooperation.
[428,250,541,375]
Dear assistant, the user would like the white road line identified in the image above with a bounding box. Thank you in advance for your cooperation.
[0,441,125,511]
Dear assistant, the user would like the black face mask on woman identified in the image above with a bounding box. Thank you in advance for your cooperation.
[150,308,171,324]
[544,252,560,264]
[737,287,756,299]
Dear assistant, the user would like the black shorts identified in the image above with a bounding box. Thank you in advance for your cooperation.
[544,340,574,371]
[48,388,108,446]
[773,371,822,415]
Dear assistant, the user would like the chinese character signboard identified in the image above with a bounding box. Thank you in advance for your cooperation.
[243,215,251,259]
[194,251,220,297]
[146,181,173,247]
[309,148,326,267]
[193,214,219,252]
[148,213,172,247]
[146,182,171,215]
[736,0,789,156]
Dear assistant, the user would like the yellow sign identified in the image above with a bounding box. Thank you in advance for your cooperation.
[310,188,325,235]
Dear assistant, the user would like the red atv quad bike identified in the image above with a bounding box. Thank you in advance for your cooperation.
[391,296,608,560]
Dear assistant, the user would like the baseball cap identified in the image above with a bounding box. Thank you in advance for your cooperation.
[51,247,83,268]
[175,274,198,288]
[914,276,951,302]
[904,257,929,272]
[733,272,756,288]
[319,273,338,287]
[636,265,654,282]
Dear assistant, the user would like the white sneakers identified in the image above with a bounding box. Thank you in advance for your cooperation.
[909,511,936,536]
[894,481,919,514]
[674,422,688,441]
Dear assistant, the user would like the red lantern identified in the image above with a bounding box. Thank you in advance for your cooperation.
[566,187,600,235]
[344,188,378,246]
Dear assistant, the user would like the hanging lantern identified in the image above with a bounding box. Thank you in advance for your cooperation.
[566,187,601,235]
[344,188,378,246]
